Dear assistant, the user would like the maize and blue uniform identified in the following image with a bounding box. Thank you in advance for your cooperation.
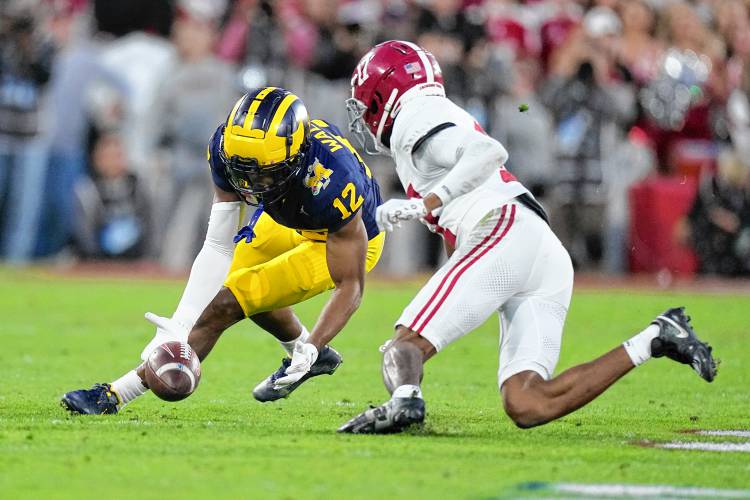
[208,119,385,316]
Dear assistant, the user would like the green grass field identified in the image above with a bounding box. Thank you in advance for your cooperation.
[1,268,748,499]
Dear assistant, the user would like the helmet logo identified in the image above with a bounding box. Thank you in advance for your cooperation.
[352,50,376,87]
[303,158,333,196]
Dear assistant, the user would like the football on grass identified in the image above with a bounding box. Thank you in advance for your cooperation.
[144,341,201,401]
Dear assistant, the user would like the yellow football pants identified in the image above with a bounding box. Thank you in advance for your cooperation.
[225,212,384,316]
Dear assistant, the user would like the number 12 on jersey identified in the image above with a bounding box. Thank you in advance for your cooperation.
[332,182,364,219]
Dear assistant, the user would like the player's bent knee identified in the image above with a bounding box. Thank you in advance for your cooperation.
[503,397,546,429]
[387,326,437,359]
[501,373,551,429]
[394,324,416,339]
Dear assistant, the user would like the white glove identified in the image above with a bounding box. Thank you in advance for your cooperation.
[140,312,190,361]
[273,342,319,389]
[375,198,427,232]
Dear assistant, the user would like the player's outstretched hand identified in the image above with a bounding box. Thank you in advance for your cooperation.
[144,312,187,336]
[375,198,427,232]
[274,342,319,389]
[140,312,190,360]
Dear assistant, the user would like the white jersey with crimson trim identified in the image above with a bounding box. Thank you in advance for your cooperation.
[390,95,529,247]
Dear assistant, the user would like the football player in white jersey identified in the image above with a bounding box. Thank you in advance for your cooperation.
[338,40,717,434]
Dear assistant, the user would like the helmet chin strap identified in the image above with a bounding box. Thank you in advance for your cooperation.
[374,88,399,154]
[369,83,445,155]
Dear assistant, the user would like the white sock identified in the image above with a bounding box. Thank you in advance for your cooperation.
[279,326,310,356]
[392,384,423,399]
[623,324,661,366]
[111,370,148,408]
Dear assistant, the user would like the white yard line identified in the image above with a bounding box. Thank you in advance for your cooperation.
[551,482,750,498]
[659,441,750,452]
[696,430,750,438]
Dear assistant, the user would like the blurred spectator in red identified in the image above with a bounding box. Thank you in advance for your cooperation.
[277,0,322,69]
[216,0,257,64]
[147,0,238,270]
[635,2,724,177]
[487,16,530,59]
[538,0,581,73]
[0,2,54,263]
[73,128,150,259]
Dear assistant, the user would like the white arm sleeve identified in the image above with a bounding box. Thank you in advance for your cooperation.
[141,200,241,360]
[171,200,242,327]
[413,125,509,205]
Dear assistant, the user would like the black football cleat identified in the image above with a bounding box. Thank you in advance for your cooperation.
[252,345,343,402]
[337,396,425,434]
[650,307,717,382]
[61,383,120,415]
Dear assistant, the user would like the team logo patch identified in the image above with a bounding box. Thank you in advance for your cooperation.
[303,158,333,196]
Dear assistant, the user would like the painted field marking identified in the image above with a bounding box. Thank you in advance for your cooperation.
[659,441,750,452]
[653,429,750,453]
[553,482,750,498]
[696,430,750,438]
[515,482,750,498]
[635,430,750,454]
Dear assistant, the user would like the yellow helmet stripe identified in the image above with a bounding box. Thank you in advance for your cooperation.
[249,88,291,133]
[268,94,298,135]
[243,86,277,130]
[227,87,269,128]
[269,93,302,158]
[222,87,310,166]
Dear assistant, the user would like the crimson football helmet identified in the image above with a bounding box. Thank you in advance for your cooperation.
[347,40,445,155]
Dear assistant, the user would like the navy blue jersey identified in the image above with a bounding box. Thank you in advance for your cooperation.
[208,119,382,240]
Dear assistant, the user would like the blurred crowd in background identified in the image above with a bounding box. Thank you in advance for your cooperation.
[1,0,750,277]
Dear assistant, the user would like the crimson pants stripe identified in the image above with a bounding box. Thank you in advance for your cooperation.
[415,204,516,333]
[407,205,509,331]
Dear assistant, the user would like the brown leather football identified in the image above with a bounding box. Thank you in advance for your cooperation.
[144,341,201,401]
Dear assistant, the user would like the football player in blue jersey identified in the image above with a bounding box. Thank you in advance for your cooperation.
[61,87,385,414]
